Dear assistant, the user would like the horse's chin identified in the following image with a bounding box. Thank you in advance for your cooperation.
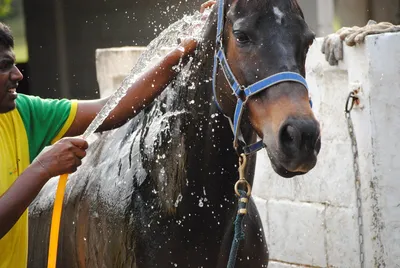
[270,160,306,178]
[265,147,311,178]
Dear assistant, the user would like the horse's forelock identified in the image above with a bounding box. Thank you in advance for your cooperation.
[228,0,303,18]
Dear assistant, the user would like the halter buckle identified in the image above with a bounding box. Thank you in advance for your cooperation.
[237,85,247,101]
[215,37,223,51]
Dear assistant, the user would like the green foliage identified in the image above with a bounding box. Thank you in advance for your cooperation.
[0,0,14,18]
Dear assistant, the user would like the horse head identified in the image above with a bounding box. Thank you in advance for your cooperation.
[211,0,321,178]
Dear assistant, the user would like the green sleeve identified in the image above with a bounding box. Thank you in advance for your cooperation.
[16,93,76,162]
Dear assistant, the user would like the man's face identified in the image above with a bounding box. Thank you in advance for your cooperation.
[0,46,23,113]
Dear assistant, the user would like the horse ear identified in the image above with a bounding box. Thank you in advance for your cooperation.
[289,0,304,18]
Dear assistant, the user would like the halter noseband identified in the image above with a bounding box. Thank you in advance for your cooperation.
[211,0,312,155]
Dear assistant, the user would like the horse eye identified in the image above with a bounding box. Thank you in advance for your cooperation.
[233,31,250,44]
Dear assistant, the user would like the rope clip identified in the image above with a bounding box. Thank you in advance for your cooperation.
[234,153,252,197]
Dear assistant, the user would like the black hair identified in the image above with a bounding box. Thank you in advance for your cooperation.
[0,22,14,49]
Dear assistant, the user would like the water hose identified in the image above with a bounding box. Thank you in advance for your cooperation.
[47,174,69,268]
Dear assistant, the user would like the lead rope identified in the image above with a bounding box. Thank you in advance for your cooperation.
[227,153,251,268]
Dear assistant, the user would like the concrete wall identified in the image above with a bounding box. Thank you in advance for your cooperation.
[95,47,171,98]
[94,32,400,268]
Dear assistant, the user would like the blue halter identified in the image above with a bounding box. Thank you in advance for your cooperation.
[212,0,312,155]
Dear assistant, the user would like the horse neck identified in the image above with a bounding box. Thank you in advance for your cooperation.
[181,11,258,205]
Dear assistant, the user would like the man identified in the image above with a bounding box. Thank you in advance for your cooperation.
[0,20,198,268]
[321,20,400,65]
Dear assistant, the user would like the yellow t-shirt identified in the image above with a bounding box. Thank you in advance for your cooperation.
[0,94,77,268]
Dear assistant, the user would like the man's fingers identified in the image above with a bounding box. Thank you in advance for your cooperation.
[75,157,82,168]
[71,146,87,159]
[200,0,216,13]
[66,137,89,150]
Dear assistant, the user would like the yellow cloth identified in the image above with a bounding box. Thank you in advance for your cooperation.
[0,98,77,268]
[0,110,30,268]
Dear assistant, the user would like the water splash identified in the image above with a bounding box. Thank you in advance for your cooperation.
[174,193,183,208]
[82,9,211,139]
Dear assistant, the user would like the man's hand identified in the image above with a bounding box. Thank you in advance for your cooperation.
[0,136,88,238]
[32,137,88,179]
[200,0,216,13]
[321,20,400,66]
[174,0,216,59]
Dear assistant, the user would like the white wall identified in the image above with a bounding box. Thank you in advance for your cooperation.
[95,47,171,98]
[95,32,400,268]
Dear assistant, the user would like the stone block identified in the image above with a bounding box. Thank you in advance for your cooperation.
[253,150,297,201]
[253,195,269,242]
[325,206,360,267]
[267,200,326,267]
[268,261,304,268]
[253,141,356,208]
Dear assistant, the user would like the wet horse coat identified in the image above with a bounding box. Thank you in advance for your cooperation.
[28,1,319,267]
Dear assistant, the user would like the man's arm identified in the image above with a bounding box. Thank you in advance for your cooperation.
[63,39,198,137]
[0,137,88,239]
[0,163,49,239]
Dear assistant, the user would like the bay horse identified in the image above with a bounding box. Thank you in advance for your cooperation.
[28,0,320,267]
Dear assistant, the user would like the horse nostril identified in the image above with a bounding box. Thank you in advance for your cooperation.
[280,124,301,151]
[279,118,320,155]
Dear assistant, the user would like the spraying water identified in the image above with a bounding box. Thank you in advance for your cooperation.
[82,9,211,140]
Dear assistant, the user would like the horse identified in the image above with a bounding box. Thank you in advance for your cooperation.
[28,0,320,267]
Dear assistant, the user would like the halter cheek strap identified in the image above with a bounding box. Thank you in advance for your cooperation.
[211,0,312,155]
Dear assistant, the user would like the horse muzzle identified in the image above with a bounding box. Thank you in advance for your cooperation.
[265,116,321,177]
